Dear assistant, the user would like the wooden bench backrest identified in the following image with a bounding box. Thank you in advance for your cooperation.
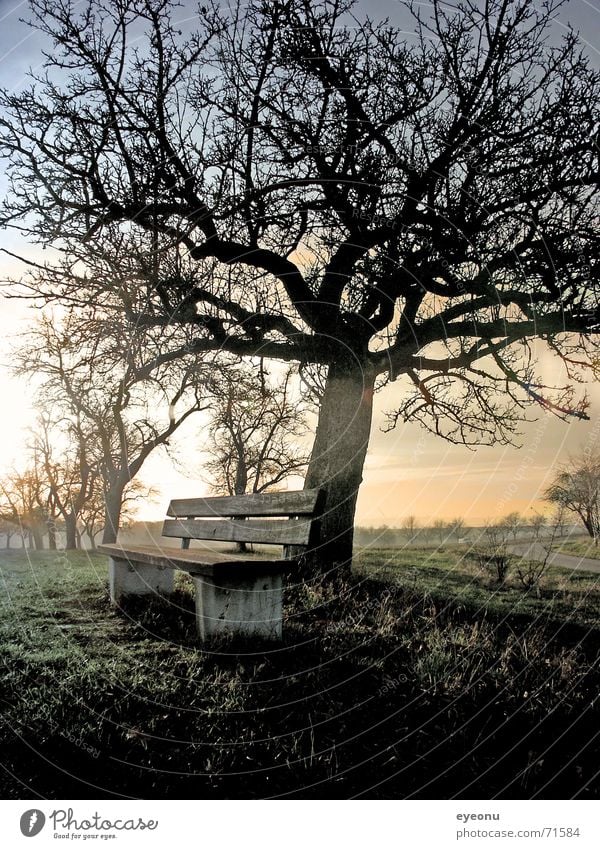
[162,489,324,549]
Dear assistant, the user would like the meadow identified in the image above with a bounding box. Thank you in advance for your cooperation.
[1,545,599,799]
[554,539,600,560]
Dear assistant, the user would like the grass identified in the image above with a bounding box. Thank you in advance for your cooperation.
[1,546,600,799]
[354,544,600,629]
[554,538,600,560]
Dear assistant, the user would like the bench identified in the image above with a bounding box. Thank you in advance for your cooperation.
[98,489,324,641]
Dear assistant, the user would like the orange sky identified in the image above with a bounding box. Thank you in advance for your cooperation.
[129,346,600,528]
[1,268,599,529]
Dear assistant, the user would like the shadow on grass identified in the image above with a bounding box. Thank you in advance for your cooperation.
[1,559,600,800]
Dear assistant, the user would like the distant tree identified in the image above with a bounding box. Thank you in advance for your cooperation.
[204,364,310,552]
[500,511,522,542]
[475,521,513,584]
[45,487,60,551]
[205,364,310,498]
[0,518,18,549]
[31,413,98,551]
[545,453,600,544]
[403,515,419,539]
[449,517,466,539]
[432,519,448,545]
[0,466,48,549]
[77,480,106,550]
[530,512,547,536]
[79,478,158,549]
[550,506,569,539]
[516,506,566,595]
[2,0,600,572]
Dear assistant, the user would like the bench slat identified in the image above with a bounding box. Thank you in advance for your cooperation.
[166,488,323,518]
[162,517,313,546]
[98,543,290,577]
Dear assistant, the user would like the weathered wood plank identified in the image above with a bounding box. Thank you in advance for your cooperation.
[166,488,323,518]
[98,543,290,577]
[161,517,312,546]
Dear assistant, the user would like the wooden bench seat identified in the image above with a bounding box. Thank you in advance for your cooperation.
[98,489,323,641]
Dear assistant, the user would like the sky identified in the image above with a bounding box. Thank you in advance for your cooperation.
[0,0,598,527]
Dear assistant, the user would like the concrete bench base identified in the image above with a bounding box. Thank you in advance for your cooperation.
[193,572,283,641]
[104,548,284,641]
[109,557,174,604]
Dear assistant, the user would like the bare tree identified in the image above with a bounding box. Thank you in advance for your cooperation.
[16,310,212,544]
[449,517,466,540]
[1,0,599,570]
[205,364,310,498]
[500,511,522,542]
[516,506,566,595]
[432,519,449,545]
[530,512,547,537]
[0,518,19,549]
[77,480,106,550]
[79,477,157,549]
[474,521,513,584]
[30,413,98,550]
[550,506,570,539]
[402,515,418,540]
[204,364,310,551]
[545,453,600,544]
[0,465,48,549]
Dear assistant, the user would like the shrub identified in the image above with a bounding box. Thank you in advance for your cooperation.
[473,523,513,584]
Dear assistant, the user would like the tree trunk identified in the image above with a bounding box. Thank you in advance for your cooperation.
[304,359,376,575]
[31,526,44,550]
[102,484,124,545]
[64,512,78,550]
[47,520,57,551]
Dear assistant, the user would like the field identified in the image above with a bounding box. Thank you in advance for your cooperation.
[1,546,600,799]
[554,538,600,560]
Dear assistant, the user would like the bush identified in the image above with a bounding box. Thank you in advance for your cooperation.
[516,560,547,594]
[473,523,513,584]
[475,550,512,584]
